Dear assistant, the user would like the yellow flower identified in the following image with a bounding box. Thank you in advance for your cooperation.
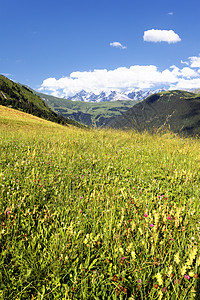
[158,290,163,300]
[197,256,200,266]
[154,212,160,225]
[126,242,133,252]
[186,247,198,268]
[119,247,124,255]
[181,265,187,276]
[174,253,180,264]
[168,265,173,277]
[155,273,163,285]
[189,247,197,261]
[189,271,194,277]
[131,251,136,260]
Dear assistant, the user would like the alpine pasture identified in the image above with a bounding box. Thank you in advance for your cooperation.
[0,106,199,299]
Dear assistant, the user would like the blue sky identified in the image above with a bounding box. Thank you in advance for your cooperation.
[1,0,200,97]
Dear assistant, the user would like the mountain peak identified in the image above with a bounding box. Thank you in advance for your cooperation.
[67,88,167,103]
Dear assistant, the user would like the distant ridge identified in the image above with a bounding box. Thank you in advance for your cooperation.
[106,90,200,136]
[193,88,200,94]
[0,75,84,128]
[67,88,166,102]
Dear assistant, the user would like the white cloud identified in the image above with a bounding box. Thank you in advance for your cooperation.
[169,78,200,90]
[143,29,181,44]
[40,60,200,98]
[181,60,189,66]
[168,12,174,15]
[170,65,198,78]
[189,56,200,68]
[110,42,127,49]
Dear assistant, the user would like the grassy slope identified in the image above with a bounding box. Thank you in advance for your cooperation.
[107,90,200,136]
[35,90,138,127]
[0,107,200,299]
[0,105,69,130]
[0,75,85,128]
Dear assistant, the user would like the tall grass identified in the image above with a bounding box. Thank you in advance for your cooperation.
[0,123,199,299]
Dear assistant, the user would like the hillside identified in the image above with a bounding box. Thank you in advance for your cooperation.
[1,115,200,299]
[0,75,84,128]
[0,105,70,130]
[33,90,139,127]
[107,90,200,136]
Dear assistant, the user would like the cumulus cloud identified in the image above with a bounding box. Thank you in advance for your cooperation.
[169,78,200,90]
[39,59,200,98]
[143,29,181,44]
[170,65,199,78]
[110,42,127,49]
[189,56,200,68]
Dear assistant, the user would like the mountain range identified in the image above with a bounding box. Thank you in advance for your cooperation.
[68,88,166,102]
[1,74,200,136]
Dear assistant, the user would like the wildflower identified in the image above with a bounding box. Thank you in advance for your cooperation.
[186,247,198,267]
[189,271,194,277]
[126,242,133,252]
[155,273,163,285]
[174,252,180,264]
[137,279,142,283]
[194,274,198,279]
[154,284,159,289]
[168,265,173,277]
[113,275,118,282]
[4,208,11,215]
[181,265,187,276]
[174,279,180,284]
[150,224,154,227]
[167,216,171,220]
[119,247,124,254]
[123,288,127,294]
[197,256,200,266]
[162,287,167,293]
[144,213,148,217]
[189,247,197,261]
[158,291,163,300]
[154,212,160,225]
[184,275,190,280]
[131,251,136,260]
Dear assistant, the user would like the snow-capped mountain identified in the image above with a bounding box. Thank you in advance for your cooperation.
[67,88,166,102]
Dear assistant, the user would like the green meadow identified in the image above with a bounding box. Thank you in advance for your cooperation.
[0,106,199,299]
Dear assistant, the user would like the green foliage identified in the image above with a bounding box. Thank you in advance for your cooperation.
[0,75,85,128]
[0,119,199,299]
[107,90,200,137]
